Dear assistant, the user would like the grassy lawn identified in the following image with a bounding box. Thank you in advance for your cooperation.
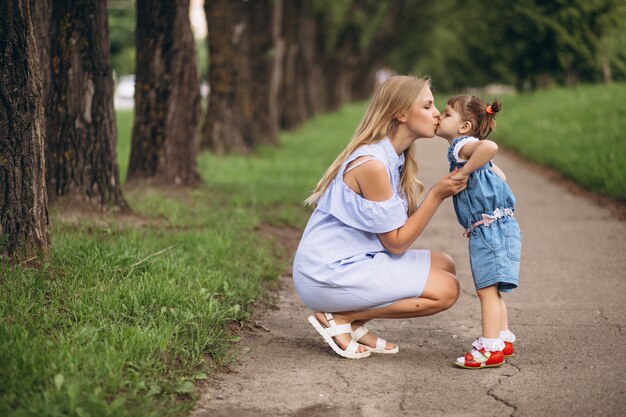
[491,83,626,201]
[0,104,362,417]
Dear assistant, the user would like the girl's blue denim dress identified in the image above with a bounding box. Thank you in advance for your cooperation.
[448,136,521,292]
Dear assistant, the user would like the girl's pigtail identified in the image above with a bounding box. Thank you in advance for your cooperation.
[489,99,502,114]
[480,99,501,139]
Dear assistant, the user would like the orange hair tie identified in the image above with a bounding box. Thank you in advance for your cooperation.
[486,105,494,114]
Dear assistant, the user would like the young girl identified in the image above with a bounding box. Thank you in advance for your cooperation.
[436,95,521,369]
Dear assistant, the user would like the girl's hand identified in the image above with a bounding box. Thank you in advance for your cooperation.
[451,168,470,181]
[433,169,467,200]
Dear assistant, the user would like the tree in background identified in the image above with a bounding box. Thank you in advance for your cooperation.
[108,1,136,77]
[127,0,202,185]
[280,0,312,129]
[202,0,283,153]
[33,0,127,211]
[248,0,284,147]
[408,0,626,91]
[0,0,49,260]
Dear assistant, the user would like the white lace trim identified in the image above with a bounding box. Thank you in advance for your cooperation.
[499,330,516,343]
[452,136,479,163]
[472,337,505,352]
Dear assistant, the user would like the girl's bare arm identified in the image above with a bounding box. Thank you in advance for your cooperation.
[454,140,499,178]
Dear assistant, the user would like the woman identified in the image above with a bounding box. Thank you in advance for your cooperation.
[292,76,467,359]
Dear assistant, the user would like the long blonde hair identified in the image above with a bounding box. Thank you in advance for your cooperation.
[304,75,430,214]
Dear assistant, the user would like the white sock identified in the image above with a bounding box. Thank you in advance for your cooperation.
[499,330,516,343]
[472,337,505,352]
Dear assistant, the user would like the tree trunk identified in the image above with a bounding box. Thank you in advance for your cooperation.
[202,0,283,153]
[280,0,310,129]
[45,0,127,210]
[248,0,283,146]
[299,1,320,119]
[0,0,49,261]
[202,0,254,153]
[127,0,201,185]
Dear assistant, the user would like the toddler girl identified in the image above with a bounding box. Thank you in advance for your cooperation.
[436,95,521,368]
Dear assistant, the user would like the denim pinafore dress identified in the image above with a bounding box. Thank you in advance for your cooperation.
[292,138,431,312]
[448,136,521,292]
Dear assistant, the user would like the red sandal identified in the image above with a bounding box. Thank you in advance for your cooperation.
[455,348,505,369]
[503,341,514,357]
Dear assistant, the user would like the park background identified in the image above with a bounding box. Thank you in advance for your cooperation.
[1,0,625,416]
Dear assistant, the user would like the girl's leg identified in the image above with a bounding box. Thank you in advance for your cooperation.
[476,285,502,339]
[499,294,509,332]
[455,286,506,368]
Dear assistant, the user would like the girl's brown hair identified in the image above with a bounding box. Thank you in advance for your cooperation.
[447,95,501,139]
[304,75,431,215]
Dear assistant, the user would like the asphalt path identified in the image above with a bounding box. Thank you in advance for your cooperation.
[192,138,626,417]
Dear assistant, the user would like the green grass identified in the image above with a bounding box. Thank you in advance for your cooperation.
[0,103,365,417]
[491,83,626,200]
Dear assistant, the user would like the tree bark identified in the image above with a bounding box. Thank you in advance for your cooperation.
[280,0,311,129]
[127,0,201,185]
[202,0,283,153]
[248,0,283,146]
[202,0,252,153]
[45,0,127,210]
[0,0,49,260]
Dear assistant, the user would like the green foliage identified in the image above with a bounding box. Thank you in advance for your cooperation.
[108,2,136,77]
[196,38,209,81]
[493,83,626,200]
[408,0,626,90]
[116,110,133,182]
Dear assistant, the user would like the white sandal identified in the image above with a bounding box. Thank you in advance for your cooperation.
[352,325,399,354]
[307,313,371,359]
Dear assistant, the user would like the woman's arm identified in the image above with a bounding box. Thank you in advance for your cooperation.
[377,186,453,255]
[348,161,466,255]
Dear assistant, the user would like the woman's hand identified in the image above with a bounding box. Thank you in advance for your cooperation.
[433,168,467,200]
[378,168,467,255]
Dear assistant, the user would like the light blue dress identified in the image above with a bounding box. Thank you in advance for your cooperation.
[293,138,431,312]
[448,136,521,292]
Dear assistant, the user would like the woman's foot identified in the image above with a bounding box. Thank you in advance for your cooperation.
[351,320,398,353]
[314,312,368,354]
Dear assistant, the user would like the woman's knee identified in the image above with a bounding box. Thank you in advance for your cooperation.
[442,275,460,309]
[423,268,460,310]
[431,251,456,275]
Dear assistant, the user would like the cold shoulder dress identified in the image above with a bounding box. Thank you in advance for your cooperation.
[292,138,431,312]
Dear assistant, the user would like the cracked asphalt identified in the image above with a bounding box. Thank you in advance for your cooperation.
[192,139,626,417]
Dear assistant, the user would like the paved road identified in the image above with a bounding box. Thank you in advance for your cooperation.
[192,138,626,417]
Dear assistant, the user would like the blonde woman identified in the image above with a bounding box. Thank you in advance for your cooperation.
[292,75,467,359]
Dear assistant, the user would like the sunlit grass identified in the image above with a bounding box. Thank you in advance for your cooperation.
[492,83,626,200]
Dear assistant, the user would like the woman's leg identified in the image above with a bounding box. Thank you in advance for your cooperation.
[314,251,459,351]
[331,263,460,325]
[431,250,456,275]
[476,285,502,339]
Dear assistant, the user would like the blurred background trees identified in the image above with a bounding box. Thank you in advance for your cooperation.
[3,0,626,260]
[106,0,626,152]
